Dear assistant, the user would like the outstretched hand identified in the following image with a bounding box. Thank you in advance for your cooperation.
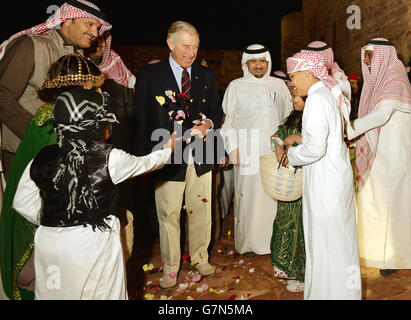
[163,132,182,152]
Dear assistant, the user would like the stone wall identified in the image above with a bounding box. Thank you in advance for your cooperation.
[113,45,244,90]
[282,0,410,74]
[281,11,305,71]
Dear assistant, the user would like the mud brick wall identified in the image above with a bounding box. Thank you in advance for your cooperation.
[281,0,410,74]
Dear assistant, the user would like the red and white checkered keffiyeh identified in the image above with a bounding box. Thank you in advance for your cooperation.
[99,33,136,89]
[286,49,340,93]
[355,38,411,186]
[0,0,112,60]
[305,41,351,121]
[306,41,344,75]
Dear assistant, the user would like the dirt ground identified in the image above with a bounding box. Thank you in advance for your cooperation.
[125,211,411,301]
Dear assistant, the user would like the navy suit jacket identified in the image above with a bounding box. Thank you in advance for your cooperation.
[133,59,224,181]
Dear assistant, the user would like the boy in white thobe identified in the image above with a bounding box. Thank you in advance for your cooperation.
[284,50,361,300]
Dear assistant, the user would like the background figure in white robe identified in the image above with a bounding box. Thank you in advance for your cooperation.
[13,88,175,300]
[347,38,411,274]
[220,44,293,256]
[285,50,361,300]
[305,41,351,122]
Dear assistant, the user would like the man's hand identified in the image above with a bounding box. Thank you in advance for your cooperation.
[192,119,212,138]
[219,156,230,167]
[229,148,240,166]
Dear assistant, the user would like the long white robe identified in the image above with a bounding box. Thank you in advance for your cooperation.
[347,100,411,269]
[288,81,361,300]
[13,147,171,300]
[221,77,292,254]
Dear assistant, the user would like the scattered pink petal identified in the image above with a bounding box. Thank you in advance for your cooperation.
[192,274,202,283]
[238,259,244,265]
[200,284,209,291]
[246,262,253,266]
[169,272,177,278]
[179,283,189,290]
[227,250,234,256]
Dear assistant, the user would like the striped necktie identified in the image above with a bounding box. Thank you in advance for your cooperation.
[181,67,191,110]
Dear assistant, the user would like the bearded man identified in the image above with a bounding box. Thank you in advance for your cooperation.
[347,39,411,276]
[0,0,112,178]
[220,44,293,257]
[0,0,112,300]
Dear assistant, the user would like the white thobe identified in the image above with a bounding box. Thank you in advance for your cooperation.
[347,100,411,269]
[13,147,171,300]
[221,76,293,254]
[288,81,361,300]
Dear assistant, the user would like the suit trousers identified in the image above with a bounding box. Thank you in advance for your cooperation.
[155,164,212,275]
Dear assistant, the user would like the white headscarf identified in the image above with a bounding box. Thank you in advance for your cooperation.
[241,44,272,80]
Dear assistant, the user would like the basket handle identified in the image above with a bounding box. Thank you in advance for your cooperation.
[277,153,286,170]
[278,153,299,174]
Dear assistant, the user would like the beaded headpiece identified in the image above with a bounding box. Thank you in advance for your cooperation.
[41,54,105,89]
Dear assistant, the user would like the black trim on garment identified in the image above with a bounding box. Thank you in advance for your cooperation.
[66,0,108,21]
[305,44,331,51]
[244,47,269,54]
[364,39,395,47]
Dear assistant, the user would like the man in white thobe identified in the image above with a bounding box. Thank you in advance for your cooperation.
[347,38,411,275]
[285,50,361,300]
[305,41,351,123]
[220,44,293,256]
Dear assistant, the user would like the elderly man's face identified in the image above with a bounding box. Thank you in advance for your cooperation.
[246,58,268,78]
[63,18,102,48]
[167,30,199,69]
[364,50,373,71]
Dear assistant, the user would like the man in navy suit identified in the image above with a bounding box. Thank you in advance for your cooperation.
[133,21,223,289]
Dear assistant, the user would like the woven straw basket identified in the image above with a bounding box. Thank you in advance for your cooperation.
[120,209,134,262]
[260,155,303,202]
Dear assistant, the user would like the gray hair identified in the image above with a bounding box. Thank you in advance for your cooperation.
[167,21,199,44]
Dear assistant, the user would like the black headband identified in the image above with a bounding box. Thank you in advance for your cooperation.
[305,44,331,51]
[66,0,108,22]
[364,39,395,47]
[244,46,269,54]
